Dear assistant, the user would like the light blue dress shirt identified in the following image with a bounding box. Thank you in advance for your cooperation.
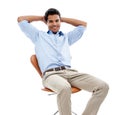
[18,20,86,73]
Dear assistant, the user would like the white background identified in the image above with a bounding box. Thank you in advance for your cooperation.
[0,0,120,114]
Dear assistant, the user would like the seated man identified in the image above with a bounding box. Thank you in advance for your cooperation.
[17,8,109,115]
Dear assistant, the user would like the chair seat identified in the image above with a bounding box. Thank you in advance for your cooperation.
[42,86,81,93]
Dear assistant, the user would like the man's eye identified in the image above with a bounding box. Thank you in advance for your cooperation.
[49,21,53,23]
[56,20,59,22]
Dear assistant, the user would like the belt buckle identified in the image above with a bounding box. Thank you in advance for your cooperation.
[55,67,60,71]
[52,66,66,71]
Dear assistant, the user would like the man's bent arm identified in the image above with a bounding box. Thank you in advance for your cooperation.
[61,17,87,27]
[17,16,45,23]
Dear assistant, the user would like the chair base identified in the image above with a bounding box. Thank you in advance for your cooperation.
[53,110,77,115]
[53,110,58,115]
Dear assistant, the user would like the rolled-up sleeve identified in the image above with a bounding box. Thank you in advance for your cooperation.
[67,26,86,45]
[18,20,39,44]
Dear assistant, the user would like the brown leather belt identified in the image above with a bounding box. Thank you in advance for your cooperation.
[43,66,66,75]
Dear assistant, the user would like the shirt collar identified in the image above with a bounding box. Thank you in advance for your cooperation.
[47,30,64,36]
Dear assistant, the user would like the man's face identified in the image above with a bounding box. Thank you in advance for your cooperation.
[47,14,61,33]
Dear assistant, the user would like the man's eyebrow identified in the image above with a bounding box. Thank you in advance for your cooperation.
[48,20,53,22]
[55,19,60,21]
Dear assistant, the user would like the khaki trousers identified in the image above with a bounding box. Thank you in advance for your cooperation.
[42,69,109,115]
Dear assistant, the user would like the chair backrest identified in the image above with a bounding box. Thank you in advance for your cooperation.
[30,54,42,77]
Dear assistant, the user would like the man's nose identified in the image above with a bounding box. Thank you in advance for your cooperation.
[53,21,57,25]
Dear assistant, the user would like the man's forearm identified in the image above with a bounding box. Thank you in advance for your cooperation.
[17,16,44,23]
[61,17,87,27]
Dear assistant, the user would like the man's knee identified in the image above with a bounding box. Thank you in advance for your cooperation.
[59,84,71,94]
[93,81,109,96]
[103,82,109,94]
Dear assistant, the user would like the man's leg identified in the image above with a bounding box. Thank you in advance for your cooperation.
[43,74,72,115]
[68,72,109,115]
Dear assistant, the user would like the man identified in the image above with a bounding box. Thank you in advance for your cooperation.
[17,8,109,115]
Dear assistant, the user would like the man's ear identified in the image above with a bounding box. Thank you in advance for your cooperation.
[43,16,47,24]
[60,17,63,22]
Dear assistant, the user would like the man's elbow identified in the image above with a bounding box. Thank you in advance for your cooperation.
[84,22,87,27]
[17,16,23,23]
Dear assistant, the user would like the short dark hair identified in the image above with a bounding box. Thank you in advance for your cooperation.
[44,8,61,22]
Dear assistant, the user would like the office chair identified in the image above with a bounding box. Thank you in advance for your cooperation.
[30,54,81,115]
